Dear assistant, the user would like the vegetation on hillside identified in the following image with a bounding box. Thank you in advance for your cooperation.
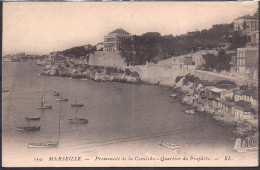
[60,45,96,58]
[202,49,234,72]
[120,23,247,65]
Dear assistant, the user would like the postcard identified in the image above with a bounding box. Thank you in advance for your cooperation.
[2,1,259,167]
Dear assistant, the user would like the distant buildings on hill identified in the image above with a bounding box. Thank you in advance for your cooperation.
[231,14,259,80]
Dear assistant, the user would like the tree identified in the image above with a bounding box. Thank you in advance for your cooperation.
[202,49,233,72]
[119,38,135,66]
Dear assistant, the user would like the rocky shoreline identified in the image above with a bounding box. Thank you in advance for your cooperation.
[42,63,141,83]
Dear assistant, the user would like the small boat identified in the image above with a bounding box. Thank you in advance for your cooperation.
[69,106,88,124]
[160,142,180,151]
[69,118,88,123]
[52,90,60,96]
[71,98,84,107]
[28,141,59,148]
[37,96,52,109]
[57,94,68,101]
[170,94,177,99]
[113,87,122,90]
[2,89,10,92]
[17,120,40,131]
[17,126,40,131]
[185,109,195,115]
[25,116,40,120]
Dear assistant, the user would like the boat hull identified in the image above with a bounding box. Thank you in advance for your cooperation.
[28,141,59,148]
[69,118,88,124]
[160,142,180,151]
[25,117,41,120]
[17,126,41,131]
[52,92,60,96]
[57,99,68,101]
[37,106,52,109]
[71,104,84,107]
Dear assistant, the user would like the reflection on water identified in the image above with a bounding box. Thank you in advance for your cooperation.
[2,62,245,166]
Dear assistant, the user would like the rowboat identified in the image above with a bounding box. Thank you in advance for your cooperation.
[52,90,60,96]
[25,116,40,120]
[71,98,84,107]
[57,94,68,101]
[28,141,59,148]
[160,142,180,151]
[69,106,88,124]
[37,96,52,109]
[17,126,40,131]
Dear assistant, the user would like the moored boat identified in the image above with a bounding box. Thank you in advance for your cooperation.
[37,96,52,109]
[185,109,195,115]
[2,89,10,92]
[25,116,40,120]
[57,94,68,101]
[170,94,177,99]
[160,142,180,151]
[69,118,88,123]
[69,106,88,124]
[28,141,59,148]
[17,126,40,131]
[52,90,60,96]
[71,98,84,107]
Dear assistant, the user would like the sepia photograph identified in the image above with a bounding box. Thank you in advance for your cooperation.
[2,1,259,167]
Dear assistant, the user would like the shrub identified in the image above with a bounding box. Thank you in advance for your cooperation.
[183,74,201,85]
[125,69,131,76]
[131,71,139,77]
[175,76,183,83]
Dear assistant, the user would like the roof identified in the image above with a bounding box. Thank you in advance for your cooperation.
[109,28,130,35]
[235,100,251,107]
[211,88,226,93]
[235,15,258,20]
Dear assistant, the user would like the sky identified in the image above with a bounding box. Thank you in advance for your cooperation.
[3,2,258,55]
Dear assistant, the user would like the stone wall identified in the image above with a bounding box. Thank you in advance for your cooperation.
[89,51,126,67]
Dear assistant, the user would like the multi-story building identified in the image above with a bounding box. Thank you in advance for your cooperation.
[236,47,258,79]
[234,15,258,36]
[103,28,133,51]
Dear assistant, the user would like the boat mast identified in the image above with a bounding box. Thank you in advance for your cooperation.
[75,106,78,119]
[43,96,45,106]
[58,102,61,142]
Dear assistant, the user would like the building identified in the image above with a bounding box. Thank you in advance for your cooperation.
[171,57,184,70]
[234,90,258,109]
[234,100,253,120]
[236,47,258,79]
[234,15,258,36]
[103,28,133,51]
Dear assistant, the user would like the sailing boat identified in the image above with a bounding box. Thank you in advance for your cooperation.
[56,93,68,101]
[28,102,62,148]
[37,96,52,109]
[69,106,88,123]
[71,98,84,107]
[17,119,40,131]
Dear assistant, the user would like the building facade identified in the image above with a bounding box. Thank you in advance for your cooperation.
[234,15,258,36]
[103,28,133,51]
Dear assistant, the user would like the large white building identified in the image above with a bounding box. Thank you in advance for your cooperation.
[103,28,133,51]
